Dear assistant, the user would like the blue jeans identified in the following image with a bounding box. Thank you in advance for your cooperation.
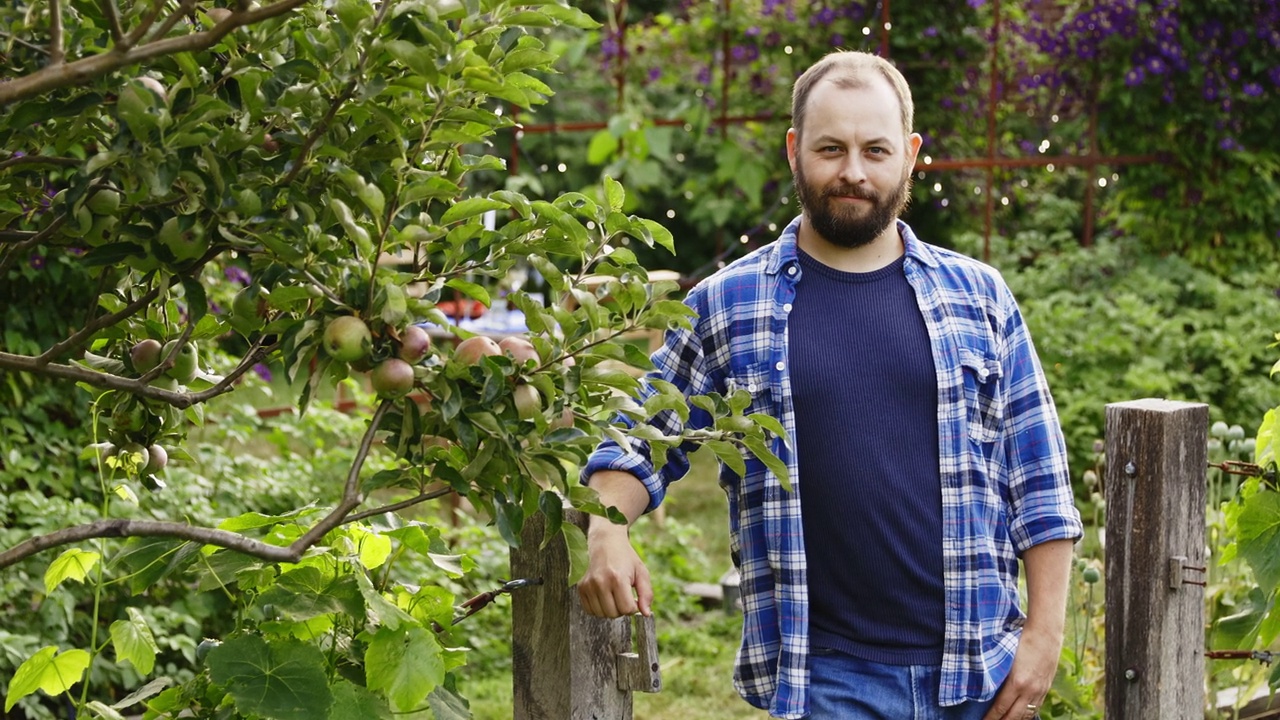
[807,648,995,720]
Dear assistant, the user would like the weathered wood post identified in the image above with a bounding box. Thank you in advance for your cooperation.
[510,509,661,720]
[1104,399,1208,719]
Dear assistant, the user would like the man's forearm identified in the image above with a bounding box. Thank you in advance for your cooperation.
[1021,539,1075,636]
[585,470,651,536]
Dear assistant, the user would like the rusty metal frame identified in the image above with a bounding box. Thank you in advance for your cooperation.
[506,0,1160,260]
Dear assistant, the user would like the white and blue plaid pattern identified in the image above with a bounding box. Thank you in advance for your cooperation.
[584,217,1083,718]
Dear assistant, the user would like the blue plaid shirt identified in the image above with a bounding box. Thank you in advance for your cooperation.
[584,218,1083,718]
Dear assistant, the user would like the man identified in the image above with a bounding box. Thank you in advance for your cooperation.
[577,51,1082,720]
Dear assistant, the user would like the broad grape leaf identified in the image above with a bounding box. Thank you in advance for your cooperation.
[110,607,159,675]
[44,548,100,594]
[207,636,331,720]
[365,626,444,712]
[5,646,91,711]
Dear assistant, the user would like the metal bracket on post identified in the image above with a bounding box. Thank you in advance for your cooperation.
[616,614,662,694]
[1167,556,1207,590]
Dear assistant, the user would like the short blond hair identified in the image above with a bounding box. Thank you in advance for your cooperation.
[791,51,914,140]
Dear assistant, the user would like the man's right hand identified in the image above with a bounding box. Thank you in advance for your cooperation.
[577,521,653,618]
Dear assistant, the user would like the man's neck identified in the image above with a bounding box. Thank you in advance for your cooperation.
[796,217,904,273]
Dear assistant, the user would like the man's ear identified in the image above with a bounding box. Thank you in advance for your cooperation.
[906,132,923,167]
[786,127,799,173]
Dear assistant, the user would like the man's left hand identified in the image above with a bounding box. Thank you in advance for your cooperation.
[981,625,1062,720]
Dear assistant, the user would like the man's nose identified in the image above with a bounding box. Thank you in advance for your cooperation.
[836,155,867,185]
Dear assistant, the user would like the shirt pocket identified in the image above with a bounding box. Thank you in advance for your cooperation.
[958,346,1004,445]
[725,363,773,416]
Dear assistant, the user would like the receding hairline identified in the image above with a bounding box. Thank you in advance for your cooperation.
[791,51,915,140]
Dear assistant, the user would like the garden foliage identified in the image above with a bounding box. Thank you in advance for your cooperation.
[0,1,787,717]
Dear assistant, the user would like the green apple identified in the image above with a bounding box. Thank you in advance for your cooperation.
[161,339,199,383]
[158,217,209,263]
[513,383,541,420]
[85,188,121,215]
[323,316,372,363]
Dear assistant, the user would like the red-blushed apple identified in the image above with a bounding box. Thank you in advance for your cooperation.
[498,335,539,366]
[513,383,541,420]
[143,444,168,474]
[137,76,167,101]
[323,315,372,363]
[550,405,575,430]
[130,339,163,374]
[454,336,501,364]
[399,324,431,363]
[370,358,414,398]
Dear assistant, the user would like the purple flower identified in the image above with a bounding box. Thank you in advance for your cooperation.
[1244,82,1264,97]
[1146,57,1167,75]
[745,26,761,38]
[968,0,986,7]
[830,33,845,46]
[1227,65,1241,81]
[253,363,273,382]
[696,65,712,85]
[647,67,662,83]
[224,265,252,285]
[1219,137,1242,152]
[1125,66,1146,87]
[1231,29,1250,48]
[29,254,45,270]
[923,26,939,38]
[1269,66,1280,87]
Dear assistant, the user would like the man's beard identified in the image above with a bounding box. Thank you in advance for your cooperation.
[793,160,912,249]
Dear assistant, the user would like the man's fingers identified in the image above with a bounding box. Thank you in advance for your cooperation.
[634,565,654,617]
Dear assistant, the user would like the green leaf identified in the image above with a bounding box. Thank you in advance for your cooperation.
[604,176,625,212]
[85,701,126,720]
[501,48,558,73]
[705,439,747,478]
[742,436,791,493]
[440,197,508,225]
[110,607,159,675]
[1238,491,1280,588]
[538,4,600,28]
[328,680,391,720]
[5,646,91,711]
[207,636,332,720]
[748,413,789,444]
[427,683,471,720]
[365,626,445,712]
[638,219,674,253]
[444,277,491,306]
[587,130,619,165]
[562,521,589,586]
[45,548,100,594]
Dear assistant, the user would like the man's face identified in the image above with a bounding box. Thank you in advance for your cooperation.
[787,77,921,249]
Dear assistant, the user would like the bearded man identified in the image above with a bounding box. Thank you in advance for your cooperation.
[577,50,1082,720]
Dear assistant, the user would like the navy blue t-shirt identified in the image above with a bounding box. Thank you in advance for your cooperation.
[789,249,945,665]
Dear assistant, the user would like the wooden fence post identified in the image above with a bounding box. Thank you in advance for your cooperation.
[510,509,660,720]
[1104,399,1208,720]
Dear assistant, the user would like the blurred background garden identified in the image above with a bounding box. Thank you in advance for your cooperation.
[3,0,1279,718]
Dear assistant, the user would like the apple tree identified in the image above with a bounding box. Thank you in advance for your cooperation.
[0,1,786,717]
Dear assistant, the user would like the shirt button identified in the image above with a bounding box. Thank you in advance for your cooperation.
[775,361,785,371]
[747,383,757,392]
[782,303,792,312]
[787,266,797,275]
